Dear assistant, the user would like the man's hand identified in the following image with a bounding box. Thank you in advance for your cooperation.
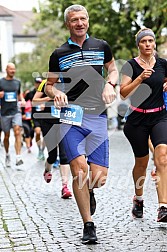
[163,78,167,92]
[102,83,116,104]
[0,91,4,99]
[53,90,68,109]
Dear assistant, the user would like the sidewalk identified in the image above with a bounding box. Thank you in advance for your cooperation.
[0,130,167,251]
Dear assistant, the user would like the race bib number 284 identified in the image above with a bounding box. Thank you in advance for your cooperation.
[60,105,83,126]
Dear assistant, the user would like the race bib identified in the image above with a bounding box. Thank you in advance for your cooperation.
[25,112,31,119]
[51,106,60,118]
[35,105,41,111]
[60,105,83,126]
[5,92,16,102]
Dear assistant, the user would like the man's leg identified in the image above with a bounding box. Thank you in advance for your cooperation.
[70,158,107,244]
[3,131,11,167]
[12,113,24,165]
[13,124,24,166]
[13,125,22,155]
[89,163,108,189]
[1,116,11,167]
[70,155,92,223]
[1,116,11,154]
[3,131,10,154]
[60,123,98,243]
[89,163,108,215]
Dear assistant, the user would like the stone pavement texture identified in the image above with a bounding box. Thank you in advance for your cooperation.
[0,129,167,252]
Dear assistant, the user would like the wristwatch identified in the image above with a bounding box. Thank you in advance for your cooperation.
[106,81,117,88]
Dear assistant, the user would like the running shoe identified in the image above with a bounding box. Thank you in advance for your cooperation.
[16,158,24,166]
[132,196,143,218]
[157,206,167,222]
[38,150,45,160]
[40,151,45,160]
[37,150,41,160]
[90,190,96,215]
[43,170,52,183]
[43,161,52,183]
[53,158,60,168]
[61,185,72,199]
[27,148,31,153]
[82,222,97,244]
[5,154,11,167]
[0,140,4,147]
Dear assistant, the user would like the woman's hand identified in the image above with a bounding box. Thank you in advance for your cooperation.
[140,68,155,80]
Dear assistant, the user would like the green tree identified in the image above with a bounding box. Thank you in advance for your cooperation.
[36,0,167,58]
[14,19,68,89]
[117,0,167,50]
[14,0,167,87]
[34,0,122,55]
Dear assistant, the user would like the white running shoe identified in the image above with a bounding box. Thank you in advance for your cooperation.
[16,158,24,166]
[5,154,11,167]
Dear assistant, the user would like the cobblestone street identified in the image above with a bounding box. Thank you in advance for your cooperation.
[0,129,167,251]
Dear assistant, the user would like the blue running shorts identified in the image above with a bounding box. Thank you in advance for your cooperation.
[60,113,109,167]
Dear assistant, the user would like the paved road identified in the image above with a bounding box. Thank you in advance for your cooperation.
[0,129,167,252]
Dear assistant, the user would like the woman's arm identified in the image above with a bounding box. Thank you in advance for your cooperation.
[120,68,155,99]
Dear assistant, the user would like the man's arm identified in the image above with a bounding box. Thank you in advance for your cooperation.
[102,58,118,104]
[45,72,68,109]
[105,58,118,84]
[0,81,4,98]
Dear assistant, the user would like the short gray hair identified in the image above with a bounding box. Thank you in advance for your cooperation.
[64,4,89,23]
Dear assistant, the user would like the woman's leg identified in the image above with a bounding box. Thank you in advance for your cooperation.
[151,120,167,222]
[154,145,167,205]
[133,155,149,197]
[59,141,72,198]
[123,122,150,217]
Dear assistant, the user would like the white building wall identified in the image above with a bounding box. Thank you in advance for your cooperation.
[14,38,36,55]
[0,18,14,73]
